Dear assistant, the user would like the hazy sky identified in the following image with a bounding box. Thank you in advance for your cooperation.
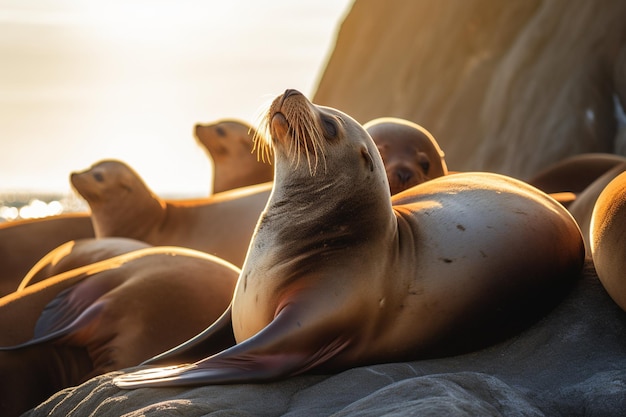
[0,0,354,196]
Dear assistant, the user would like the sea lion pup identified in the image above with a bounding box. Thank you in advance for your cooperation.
[113,89,584,389]
[70,159,271,267]
[0,213,94,297]
[0,246,239,416]
[195,119,274,193]
[16,237,152,290]
[590,171,626,312]
[364,117,448,195]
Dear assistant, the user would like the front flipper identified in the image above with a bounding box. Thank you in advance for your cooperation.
[114,303,351,388]
[143,305,236,365]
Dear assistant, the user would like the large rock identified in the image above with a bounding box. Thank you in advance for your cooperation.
[24,261,626,416]
[314,0,626,180]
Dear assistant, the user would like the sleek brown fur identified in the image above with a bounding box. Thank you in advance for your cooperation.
[71,160,271,267]
[17,237,151,290]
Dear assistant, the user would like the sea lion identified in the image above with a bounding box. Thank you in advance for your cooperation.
[567,162,626,256]
[364,117,448,195]
[70,160,271,267]
[195,119,274,193]
[0,246,239,416]
[16,237,152,290]
[113,89,584,389]
[0,213,94,297]
[590,171,626,312]
[528,153,626,195]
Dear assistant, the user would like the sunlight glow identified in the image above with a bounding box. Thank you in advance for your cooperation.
[80,1,224,43]
[17,199,64,219]
[0,0,354,196]
[0,206,19,221]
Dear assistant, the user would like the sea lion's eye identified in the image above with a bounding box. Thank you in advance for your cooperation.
[216,127,226,137]
[93,173,104,182]
[322,117,338,138]
[417,153,430,174]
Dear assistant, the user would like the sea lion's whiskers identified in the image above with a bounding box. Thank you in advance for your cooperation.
[292,125,303,171]
[288,107,325,176]
[286,106,304,172]
[252,108,273,164]
[260,94,328,176]
[286,125,297,166]
[299,117,314,176]
[310,118,327,175]
[299,119,315,176]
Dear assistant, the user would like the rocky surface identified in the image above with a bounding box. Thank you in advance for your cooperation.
[314,0,626,180]
[24,262,626,416]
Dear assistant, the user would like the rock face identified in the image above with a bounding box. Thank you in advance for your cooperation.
[314,0,626,180]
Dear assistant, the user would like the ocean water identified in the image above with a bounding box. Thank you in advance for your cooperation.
[0,191,88,223]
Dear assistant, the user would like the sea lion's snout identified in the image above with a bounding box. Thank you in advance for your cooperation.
[261,89,327,175]
[269,89,303,142]
[270,112,289,141]
[69,172,79,186]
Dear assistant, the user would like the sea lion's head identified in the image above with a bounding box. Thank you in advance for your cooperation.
[195,119,257,162]
[70,159,149,205]
[255,89,388,198]
[364,117,447,195]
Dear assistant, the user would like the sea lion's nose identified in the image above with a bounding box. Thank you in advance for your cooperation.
[277,89,302,111]
[395,167,414,184]
[283,89,302,99]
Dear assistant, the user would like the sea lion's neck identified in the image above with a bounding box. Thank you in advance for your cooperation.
[247,177,396,272]
[213,161,273,194]
[92,197,166,240]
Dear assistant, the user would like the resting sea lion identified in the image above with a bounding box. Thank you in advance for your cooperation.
[70,160,271,267]
[590,171,626,312]
[528,153,626,195]
[113,89,584,389]
[568,162,626,256]
[364,117,447,195]
[0,246,239,416]
[195,119,274,193]
[0,213,94,297]
[16,237,152,290]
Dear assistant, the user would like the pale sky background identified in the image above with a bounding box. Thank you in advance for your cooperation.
[0,0,354,197]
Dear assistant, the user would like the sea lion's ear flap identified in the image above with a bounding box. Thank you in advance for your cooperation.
[361,147,374,172]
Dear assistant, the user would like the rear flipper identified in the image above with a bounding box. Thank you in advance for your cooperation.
[143,306,236,365]
[114,302,351,388]
[0,282,106,350]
